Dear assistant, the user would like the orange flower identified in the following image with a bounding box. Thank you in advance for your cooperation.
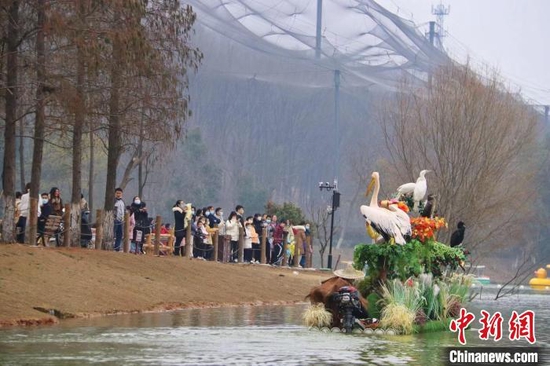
[410,217,447,243]
[397,202,409,213]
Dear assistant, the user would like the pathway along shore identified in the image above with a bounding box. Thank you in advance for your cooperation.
[0,244,326,327]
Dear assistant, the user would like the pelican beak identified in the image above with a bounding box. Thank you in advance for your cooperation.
[365,178,375,197]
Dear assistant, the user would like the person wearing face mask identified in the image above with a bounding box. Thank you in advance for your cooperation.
[172,200,187,256]
[130,196,149,254]
[37,193,52,245]
[206,205,219,228]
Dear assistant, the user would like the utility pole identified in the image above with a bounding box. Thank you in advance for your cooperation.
[334,69,340,180]
[319,181,340,269]
[545,105,549,124]
[315,0,322,59]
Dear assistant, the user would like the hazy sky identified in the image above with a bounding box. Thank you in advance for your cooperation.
[376,0,550,105]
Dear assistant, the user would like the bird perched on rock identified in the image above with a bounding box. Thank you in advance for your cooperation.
[450,221,466,247]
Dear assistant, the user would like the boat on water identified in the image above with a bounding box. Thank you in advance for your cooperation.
[529,265,550,290]
[466,264,491,285]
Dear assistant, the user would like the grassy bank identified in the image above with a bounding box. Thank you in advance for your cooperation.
[0,244,326,327]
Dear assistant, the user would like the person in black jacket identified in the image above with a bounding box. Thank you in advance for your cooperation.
[37,192,53,246]
[129,196,149,254]
[173,200,187,256]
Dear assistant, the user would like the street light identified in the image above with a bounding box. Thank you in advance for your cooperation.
[318,179,340,269]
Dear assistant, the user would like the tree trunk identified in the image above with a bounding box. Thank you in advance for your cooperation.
[71,0,86,246]
[29,0,47,247]
[18,118,25,190]
[104,11,122,210]
[138,115,144,197]
[88,121,94,219]
[1,0,20,243]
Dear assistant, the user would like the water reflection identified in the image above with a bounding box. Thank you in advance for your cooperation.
[0,291,548,365]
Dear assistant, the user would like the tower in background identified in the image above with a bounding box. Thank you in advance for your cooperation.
[431,1,450,50]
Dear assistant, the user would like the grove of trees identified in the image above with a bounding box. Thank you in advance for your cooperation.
[0,0,202,245]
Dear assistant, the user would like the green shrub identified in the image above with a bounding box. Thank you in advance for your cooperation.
[353,240,466,282]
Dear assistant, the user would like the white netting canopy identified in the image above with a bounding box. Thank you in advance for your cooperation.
[187,0,449,88]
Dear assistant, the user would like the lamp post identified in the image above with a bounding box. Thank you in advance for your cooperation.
[319,180,340,269]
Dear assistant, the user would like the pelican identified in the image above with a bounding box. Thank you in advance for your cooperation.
[413,170,430,211]
[396,170,431,211]
[360,172,410,245]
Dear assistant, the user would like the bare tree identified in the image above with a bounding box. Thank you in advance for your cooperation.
[378,64,539,257]
[1,0,20,243]
[494,243,550,300]
[28,0,48,246]
[306,201,340,268]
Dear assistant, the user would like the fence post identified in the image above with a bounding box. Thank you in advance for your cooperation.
[238,226,244,263]
[95,209,103,250]
[28,197,39,246]
[154,215,162,256]
[260,227,267,264]
[63,203,71,247]
[144,233,152,254]
[185,221,192,259]
[306,235,312,268]
[211,227,219,262]
[293,230,302,267]
[123,212,130,253]
[27,194,38,246]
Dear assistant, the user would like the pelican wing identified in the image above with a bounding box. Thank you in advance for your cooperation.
[387,205,412,236]
[360,205,406,245]
[397,182,415,196]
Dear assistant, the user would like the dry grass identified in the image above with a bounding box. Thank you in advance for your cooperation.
[303,303,332,327]
[380,303,416,335]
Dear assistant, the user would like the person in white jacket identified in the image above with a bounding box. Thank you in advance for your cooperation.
[225,211,241,262]
[16,182,41,244]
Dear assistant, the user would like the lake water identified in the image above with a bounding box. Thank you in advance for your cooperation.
[0,286,548,365]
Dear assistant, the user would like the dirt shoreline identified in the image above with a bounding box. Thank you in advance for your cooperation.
[0,244,327,328]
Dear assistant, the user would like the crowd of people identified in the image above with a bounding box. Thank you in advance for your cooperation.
[12,185,314,267]
[15,183,89,246]
[114,188,314,267]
